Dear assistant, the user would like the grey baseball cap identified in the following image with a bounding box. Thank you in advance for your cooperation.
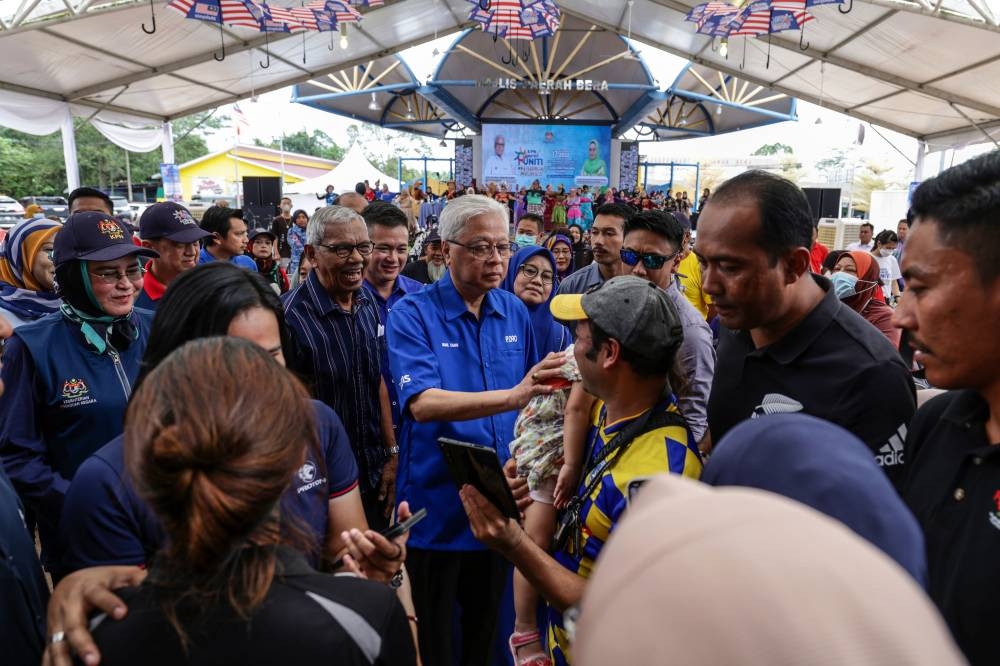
[550,275,684,359]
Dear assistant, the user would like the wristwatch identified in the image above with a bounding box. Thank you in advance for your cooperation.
[386,446,400,455]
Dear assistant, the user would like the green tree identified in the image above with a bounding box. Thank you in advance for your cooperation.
[752,142,793,156]
[345,124,433,178]
[0,111,219,198]
[254,129,345,161]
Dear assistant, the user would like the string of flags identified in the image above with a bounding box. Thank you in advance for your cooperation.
[167,0,367,35]
[685,0,851,67]
[465,0,562,41]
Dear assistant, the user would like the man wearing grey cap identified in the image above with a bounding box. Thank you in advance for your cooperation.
[135,202,212,310]
[458,275,703,665]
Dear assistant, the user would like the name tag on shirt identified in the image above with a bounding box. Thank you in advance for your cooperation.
[441,342,460,348]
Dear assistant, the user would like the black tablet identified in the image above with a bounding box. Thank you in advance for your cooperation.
[437,437,520,520]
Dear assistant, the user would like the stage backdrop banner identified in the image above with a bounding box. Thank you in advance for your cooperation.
[481,124,611,190]
[455,139,474,189]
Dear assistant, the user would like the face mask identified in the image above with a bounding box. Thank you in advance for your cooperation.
[515,234,537,247]
[831,271,859,300]
[878,248,893,257]
[281,204,291,213]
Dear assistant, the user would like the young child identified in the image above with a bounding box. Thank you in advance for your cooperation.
[507,346,595,666]
[247,229,290,294]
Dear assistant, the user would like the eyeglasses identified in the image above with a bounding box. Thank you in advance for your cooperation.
[550,247,572,257]
[447,240,517,260]
[518,264,554,285]
[620,248,679,270]
[316,241,375,258]
[89,265,144,284]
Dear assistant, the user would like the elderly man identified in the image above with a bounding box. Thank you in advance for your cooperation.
[459,275,702,665]
[892,150,1000,666]
[401,230,446,285]
[386,194,561,666]
[283,205,397,528]
[697,171,915,470]
[620,210,716,452]
[557,203,632,295]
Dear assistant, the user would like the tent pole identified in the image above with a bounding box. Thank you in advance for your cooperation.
[61,113,81,192]
[125,149,133,201]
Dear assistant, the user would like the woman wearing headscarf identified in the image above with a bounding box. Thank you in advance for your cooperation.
[0,211,157,573]
[0,217,61,332]
[502,246,571,359]
[575,475,965,666]
[830,250,900,347]
[542,233,575,281]
[701,413,927,584]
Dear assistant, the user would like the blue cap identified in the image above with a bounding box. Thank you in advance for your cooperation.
[139,202,212,243]
[54,211,158,267]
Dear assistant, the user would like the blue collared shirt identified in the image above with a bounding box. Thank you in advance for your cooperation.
[284,272,386,493]
[364,275,424,436]
[198,247,258,272]
[387,271,538,550]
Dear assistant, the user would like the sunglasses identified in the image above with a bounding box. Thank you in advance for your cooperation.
[619,248,679,270]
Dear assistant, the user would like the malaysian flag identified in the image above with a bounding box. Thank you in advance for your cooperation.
[232,103,250,138]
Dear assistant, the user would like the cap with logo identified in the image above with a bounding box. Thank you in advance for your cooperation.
[139,202,212,244]
[550,275,684,359]
[248,228,277,243]
[424,229,441,245]
[53,211,159,268]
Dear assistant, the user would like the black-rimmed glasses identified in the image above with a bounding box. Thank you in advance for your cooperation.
[316,241,375,258]
[518,263,554,285]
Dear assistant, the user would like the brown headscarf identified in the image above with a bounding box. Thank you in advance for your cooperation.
[575,475,967,666]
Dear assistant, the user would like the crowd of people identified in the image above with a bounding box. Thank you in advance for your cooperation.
[0,149,998,666]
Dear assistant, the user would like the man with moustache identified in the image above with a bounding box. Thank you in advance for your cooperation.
[696,170,914,469]
[892,150,1000,666]
[557,203,633,295]
[283,205,397,528]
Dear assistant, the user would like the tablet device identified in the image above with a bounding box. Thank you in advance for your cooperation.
[437,437,521,519]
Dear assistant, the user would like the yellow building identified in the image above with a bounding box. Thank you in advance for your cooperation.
[178,145,339,202]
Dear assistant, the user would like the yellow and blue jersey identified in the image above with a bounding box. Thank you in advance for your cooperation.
[547,395,702,665]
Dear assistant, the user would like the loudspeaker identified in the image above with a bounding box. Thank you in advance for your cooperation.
[802,187,841,222]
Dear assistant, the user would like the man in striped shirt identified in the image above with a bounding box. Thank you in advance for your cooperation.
[283,205,398,529]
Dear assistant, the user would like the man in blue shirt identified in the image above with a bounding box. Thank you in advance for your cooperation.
[362,201,423,441]
[284,206,397,530]
[198,206,257,271]
[387,194,563,666]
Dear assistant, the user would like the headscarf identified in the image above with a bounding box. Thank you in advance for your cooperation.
[542,233,575,280]
[701,413,927,585]
[575,475,965,666]
[502,246,570,358]
[848,250,886,304]
[0,218,62,320]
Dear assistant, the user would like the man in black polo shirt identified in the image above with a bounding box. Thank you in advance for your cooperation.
[697,170,914,471]
[892,151,1000,666]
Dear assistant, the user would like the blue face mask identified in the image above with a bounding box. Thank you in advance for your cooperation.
[831,271,859,300]
[515,234,537,248]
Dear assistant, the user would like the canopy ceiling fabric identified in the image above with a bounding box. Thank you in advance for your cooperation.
[0,0,998,147]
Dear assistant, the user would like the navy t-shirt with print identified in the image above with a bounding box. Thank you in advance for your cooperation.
[58,400,357,572]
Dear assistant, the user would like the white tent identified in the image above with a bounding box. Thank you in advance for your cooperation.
[286,143,401,198]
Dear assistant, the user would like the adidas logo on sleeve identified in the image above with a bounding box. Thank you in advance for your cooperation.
[875,424,907,467]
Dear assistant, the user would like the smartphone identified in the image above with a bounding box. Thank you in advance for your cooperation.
[438,437,520,519]
[328,508,428,571]
[380,507,428,541]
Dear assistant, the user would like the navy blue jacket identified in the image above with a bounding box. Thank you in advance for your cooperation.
[0,465,48,665]
[0,309,153,564]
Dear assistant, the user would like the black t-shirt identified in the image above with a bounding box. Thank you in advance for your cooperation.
[271,215,292,259]
[708,274,915,477]
[900,390,1000,666]
[91,547,416,666]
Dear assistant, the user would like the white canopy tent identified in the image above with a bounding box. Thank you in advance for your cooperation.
[1,0,999,185]
[285,142,400,196]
